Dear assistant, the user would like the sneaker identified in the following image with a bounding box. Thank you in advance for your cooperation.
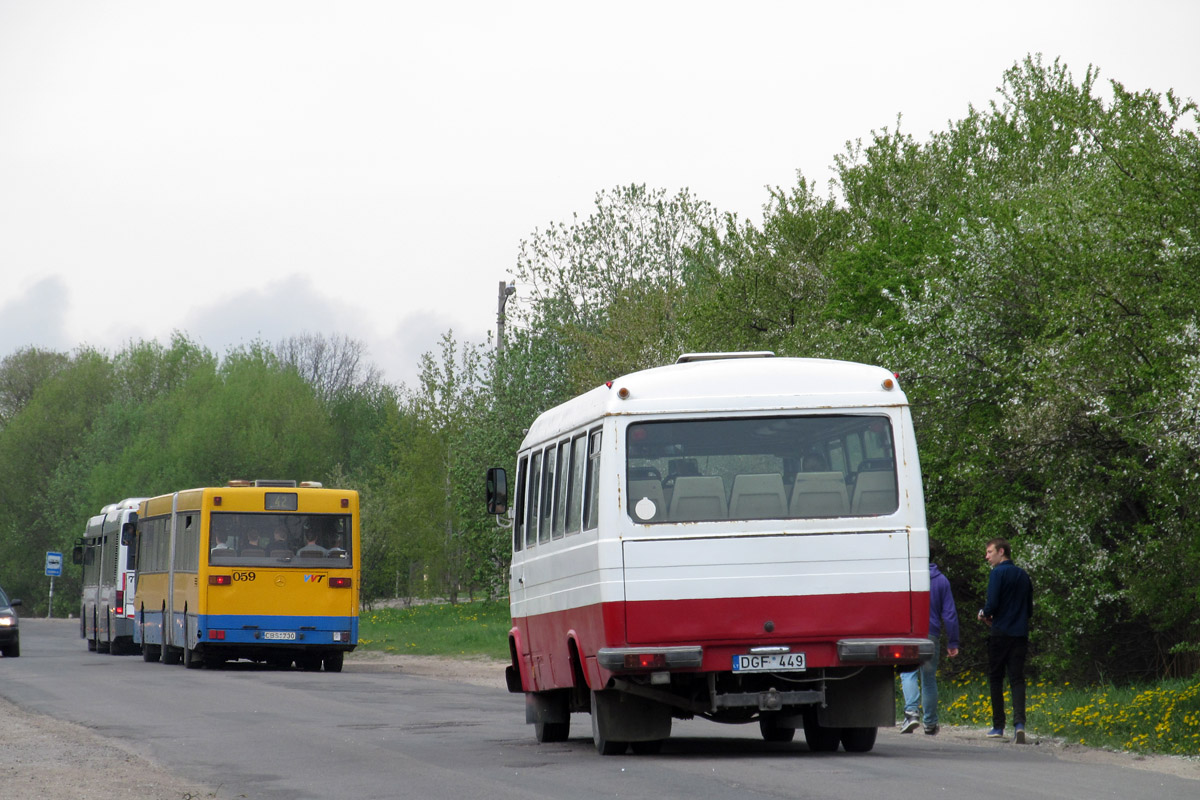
[924,725,939,735]
[986,727,1005,738]
[1014,724,1026,744]
[899,714,920,734]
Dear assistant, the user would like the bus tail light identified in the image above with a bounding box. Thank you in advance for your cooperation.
[115,589,124,607]
[837,639,934,664]
[878,644,921,661]
[206,630,226,640]
[209,575,232,586]
[329,577,352,588]
[332,631,352,642]
[625,653,667,669]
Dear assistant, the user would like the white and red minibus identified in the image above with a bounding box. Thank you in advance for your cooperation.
[487,353,933,754]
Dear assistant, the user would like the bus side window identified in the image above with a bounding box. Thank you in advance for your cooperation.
[565,432,586,535]
[538,445,555,544]
[552,439,571,540]
[526,451,542,549]
[512,456,528,552]
[583,428,602,531]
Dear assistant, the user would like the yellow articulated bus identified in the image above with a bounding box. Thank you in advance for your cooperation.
[133,479,359,671]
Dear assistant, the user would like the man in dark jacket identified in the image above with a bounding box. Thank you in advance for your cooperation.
[981,537,1034,743]
[899,563,960,735]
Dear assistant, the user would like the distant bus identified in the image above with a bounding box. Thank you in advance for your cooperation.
[132,480,359,671]
[73,497,147,655]
[487,353,933,754]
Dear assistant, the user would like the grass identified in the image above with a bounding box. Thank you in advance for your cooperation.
[900,673,1200,757]
[358,603,1199,758]
[357,599,510,661]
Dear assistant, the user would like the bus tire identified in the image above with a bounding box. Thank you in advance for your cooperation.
[299,653,322,671]
[322,651,344,672]
[802,710,842,753]
[140,617,160,662]
[163,646,182,665]
[840,726,878,753]
[590,691,629,755]
[759,714,797,743]
[183,623,203,669]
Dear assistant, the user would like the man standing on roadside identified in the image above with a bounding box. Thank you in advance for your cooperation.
[980,537,1033,743]
[899,562,960,735]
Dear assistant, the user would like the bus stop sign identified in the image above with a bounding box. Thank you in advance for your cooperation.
[45,551,63,577]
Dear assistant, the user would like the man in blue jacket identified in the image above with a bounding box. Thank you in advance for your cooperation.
[981,537,1034,743]
[899,563,959,735]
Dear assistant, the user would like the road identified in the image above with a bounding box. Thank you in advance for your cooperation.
[2,619,1197,800]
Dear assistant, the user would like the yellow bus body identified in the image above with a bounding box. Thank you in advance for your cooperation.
[133,483,360,670]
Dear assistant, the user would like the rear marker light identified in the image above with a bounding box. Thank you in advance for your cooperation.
[880,644,921,661]
[624,653,667,670]
[329,577,351,588]
[209,575,231,586]
[206,630,226,640]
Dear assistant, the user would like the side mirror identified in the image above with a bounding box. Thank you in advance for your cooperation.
[9,598,21,607]
[72,545,84,565]
[486,467,508,515]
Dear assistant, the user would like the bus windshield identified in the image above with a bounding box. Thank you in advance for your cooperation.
[625,414,898,523]
[208,512,353,567]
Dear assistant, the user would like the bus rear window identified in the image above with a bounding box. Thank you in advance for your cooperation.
[625,415,898,523]
[208,513,353,567]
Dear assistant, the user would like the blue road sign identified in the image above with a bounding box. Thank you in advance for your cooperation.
[45,551,63,577]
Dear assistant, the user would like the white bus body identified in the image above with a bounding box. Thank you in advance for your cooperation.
[74,497,147,655]
[488,354,933,754]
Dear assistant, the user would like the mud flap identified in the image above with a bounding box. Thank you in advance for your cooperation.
[591,689,672,743]
[818,667,894,728]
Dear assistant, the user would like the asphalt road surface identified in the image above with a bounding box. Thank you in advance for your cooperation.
[2,619,1197,800]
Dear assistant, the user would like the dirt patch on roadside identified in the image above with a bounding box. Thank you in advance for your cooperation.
[343,649,507,688]
[0,694,212,800]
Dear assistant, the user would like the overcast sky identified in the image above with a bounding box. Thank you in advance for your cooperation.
[2,1,1197,388]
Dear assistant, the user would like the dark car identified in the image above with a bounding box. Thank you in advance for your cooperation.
[0,585,21,657]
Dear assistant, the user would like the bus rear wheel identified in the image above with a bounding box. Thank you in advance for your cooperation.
[802,709,842,753]
[840,726,878,753]
[140,619,160,662]
[322,651,344,672]
[759,714,797,743]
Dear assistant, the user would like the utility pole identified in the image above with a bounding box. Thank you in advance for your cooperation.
[497,280,516,354]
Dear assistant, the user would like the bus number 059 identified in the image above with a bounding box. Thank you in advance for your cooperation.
[232,571,256,582]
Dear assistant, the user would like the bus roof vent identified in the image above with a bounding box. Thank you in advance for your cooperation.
[676,351,775,364]
[253,479,298,487]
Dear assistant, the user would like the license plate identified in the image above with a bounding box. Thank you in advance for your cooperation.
[732,652,806,672]
[263,631,296,641]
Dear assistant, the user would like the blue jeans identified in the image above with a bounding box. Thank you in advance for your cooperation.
[901,641,940,727]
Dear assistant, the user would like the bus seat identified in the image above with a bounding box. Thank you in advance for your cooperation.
[729,473,788,520]
[850,470,898,515]
[628,479,666,523]
[789,471,850,517]
[269,548,293,559]
[239,548,265,557]
[668,475,727,522]
[298,549,326,558]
